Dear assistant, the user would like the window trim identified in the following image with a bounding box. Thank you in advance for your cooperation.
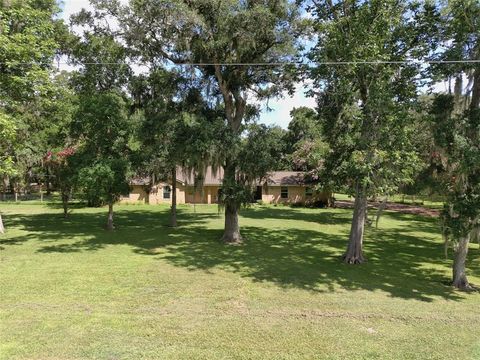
[163,185,171,199]
[305,186,313,197]
[280,186,288,199]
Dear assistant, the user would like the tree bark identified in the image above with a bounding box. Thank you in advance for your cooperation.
[45,167,51,195]
[213,64,246,244]
[221,159,242,244]
[222,201,242,244]
[170,166,177,227]
[106,202,114,231]
[470,68,480,111]
[452,234,471,290]
[0,213,4,234]
[62,192,69,218]
[145,189,150,204]
[344,192,367,264]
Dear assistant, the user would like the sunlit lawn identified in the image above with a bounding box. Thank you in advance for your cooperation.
[1,203,479,359]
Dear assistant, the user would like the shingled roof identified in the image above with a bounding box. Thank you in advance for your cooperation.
[265,171,306,186]
[130,167,308,187]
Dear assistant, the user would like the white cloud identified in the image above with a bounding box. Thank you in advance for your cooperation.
[258,82,316,129]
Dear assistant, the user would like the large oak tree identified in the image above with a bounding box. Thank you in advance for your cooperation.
[88,0,305,243]
[427,0,480,290]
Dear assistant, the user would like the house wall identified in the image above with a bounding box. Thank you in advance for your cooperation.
[121,182,186,205]
[262,186,305,204]
[185,185,221,204]
[123,183,331,206]
[148,182,186,205]
[121,185,148,204]
[261,186,331,205]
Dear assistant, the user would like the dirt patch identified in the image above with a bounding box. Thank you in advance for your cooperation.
[334,200,440,217]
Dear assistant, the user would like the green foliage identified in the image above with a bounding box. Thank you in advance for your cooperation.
[67,32,131,93]
[431,95,480,238]
[218,177,254,209]
[309,0,425,198]
[0,0,66,193]
[0,0,60,105]
[284,107,321,153]
[71,90,133,207]
[0,112,17,177]
[77,159,131,207]
[131,68,225,185]
[116,0,304,102]
[290,138,329,173]
[238,124,286,181]
[426,1,480,243]
[68,15,134,210]
[73,91,131,156]
[45,147,79,203]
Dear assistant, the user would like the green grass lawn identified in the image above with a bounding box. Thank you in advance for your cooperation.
[1,203,479,359]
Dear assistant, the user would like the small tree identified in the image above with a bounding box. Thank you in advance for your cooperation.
[72,91,133,230]
[78,160,130,230]
[45,147,77,218]
[66,20,134,229]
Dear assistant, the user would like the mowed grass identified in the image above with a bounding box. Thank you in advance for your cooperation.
[1,203,479,360]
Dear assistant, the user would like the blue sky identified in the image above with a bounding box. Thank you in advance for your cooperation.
[59,0,316,129]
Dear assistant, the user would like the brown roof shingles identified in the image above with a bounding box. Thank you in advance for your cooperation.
[265,171,306,186]
[130,167,308,187]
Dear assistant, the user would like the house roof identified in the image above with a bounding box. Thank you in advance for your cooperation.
[176,166,224,186]
[130,177,150,186]
[130,167,308,187]
[265,171,306,186]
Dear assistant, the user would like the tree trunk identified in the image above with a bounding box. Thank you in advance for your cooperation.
[221,159,242,244]
[452,234,471,290]
[470,68,480,111]
[375,198,388,229]
[170,167,177,227]
[106,202,114,231]
[0,213,4,234]
[45,167,51,195]
[344,192,367,264]
[3,175,9,201]
[222,202,242,244]
[62,192,69,218]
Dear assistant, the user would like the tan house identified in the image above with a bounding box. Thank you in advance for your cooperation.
[121,167,331,206]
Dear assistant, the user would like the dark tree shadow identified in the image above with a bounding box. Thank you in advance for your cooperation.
[1,206,475,302]
[240,205,353,225]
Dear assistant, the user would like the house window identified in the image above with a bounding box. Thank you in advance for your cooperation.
[163,186,171,199]
[281,187,288,199]
[305,187,313,197]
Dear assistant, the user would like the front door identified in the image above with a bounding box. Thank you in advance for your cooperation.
[254,186,262,201]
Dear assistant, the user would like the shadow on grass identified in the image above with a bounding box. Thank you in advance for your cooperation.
[240,205,353,225]
[0,206,472,302]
